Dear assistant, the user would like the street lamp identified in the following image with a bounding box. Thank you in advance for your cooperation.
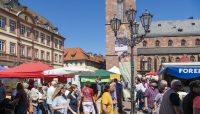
[110,8,153,114]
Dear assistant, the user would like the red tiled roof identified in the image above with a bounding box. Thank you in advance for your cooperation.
[64,48,104,63]
[177,56,191,62]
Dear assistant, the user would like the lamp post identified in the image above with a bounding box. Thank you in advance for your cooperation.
[110,8,153,114]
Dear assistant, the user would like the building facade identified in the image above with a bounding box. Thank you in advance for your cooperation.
[136,19,200,74]
[0,0,64,68]
[64,48,105,71]
[106,0,136,69]
[105,0,200,75]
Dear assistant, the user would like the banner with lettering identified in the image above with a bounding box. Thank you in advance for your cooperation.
[159,66,200,79]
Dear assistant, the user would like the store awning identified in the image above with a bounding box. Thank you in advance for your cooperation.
[159,66,200,79]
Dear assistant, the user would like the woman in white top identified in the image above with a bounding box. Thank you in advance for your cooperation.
[52,85,68,114]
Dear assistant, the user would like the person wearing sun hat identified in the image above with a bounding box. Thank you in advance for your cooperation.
[52,84,68,114]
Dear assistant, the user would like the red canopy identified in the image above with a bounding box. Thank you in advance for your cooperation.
[0,62,57,78]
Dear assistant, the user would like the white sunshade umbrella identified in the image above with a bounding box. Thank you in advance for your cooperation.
[43,66,94,76]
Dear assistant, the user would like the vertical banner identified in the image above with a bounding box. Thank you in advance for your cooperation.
[114,29,131,87]
[115,37,128,57]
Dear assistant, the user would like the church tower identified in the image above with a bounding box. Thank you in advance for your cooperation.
[105,0,136,69]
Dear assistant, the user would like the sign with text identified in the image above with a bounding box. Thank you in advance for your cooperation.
[160,66,200,79]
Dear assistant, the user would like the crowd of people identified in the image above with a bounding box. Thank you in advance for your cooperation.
[135,77,200,114]
[1,76,200,114]
[0,77,124,114]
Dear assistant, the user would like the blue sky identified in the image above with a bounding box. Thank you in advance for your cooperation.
[20,0,200,55]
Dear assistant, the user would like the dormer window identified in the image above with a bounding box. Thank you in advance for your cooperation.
[34,16,39,24]
[53,27,59,34]
[71,51,77,58]
[71,53,76,58]
[172,26,176,29]
[178,28,183,32]
[191,23,195,25]
[147,30,151,33]
[44,23,50,30]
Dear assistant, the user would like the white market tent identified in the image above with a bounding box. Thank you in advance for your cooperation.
[108,66,121,75]
[43,66,94,76]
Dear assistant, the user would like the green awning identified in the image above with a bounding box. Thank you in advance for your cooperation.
[79,71,98,78]
[95,69,114,77]
[79,69,114,78]
[79,69,115,82]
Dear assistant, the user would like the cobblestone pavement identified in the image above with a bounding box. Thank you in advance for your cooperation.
[123,101,144,114]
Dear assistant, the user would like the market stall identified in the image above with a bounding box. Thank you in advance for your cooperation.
[0,62,73,95]
[108,66,121,80]
[159,62,200,78]
[159,62,200,86]
[0,62,53,78]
